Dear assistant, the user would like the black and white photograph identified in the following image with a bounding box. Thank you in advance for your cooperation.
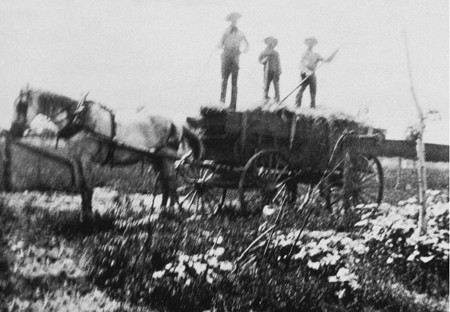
[0,0,448,311]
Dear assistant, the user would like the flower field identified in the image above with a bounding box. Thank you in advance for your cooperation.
[0,163,448,311]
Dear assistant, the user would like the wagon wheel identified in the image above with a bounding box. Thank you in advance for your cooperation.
[238,149,292,213]
[176,159,232,214]
[324,152,383,212]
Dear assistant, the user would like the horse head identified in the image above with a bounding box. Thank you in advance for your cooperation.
[9,87,86,139]
[10,86,33,138]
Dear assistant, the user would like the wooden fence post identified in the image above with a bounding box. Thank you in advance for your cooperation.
[395,157,402,189]
[3,134,12,192]
[36,138,43,186]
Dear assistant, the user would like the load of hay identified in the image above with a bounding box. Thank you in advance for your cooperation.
[197,103,384,139]
[191,103,385,167]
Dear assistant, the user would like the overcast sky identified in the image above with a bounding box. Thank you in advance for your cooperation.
[0,0,448,143]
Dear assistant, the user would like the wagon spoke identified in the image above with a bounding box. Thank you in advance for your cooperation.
[187,190,198,211]
[196,192,201,213]
[274,164,290,183]
[239,150,292,212]
[180,188,196,207]
[272,183,287,205]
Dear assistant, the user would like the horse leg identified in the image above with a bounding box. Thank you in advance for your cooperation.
[74,159,94,222]
[153,160,170,209]
[161,159,180,211]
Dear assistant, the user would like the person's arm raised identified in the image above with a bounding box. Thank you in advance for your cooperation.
[241,36,249,53]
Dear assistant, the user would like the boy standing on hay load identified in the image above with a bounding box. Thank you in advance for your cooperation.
[295,37,336,108]
[259,36,281,103]
[218,12,249,111]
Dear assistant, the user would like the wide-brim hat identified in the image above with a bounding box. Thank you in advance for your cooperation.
[264,36,278,47]
[226,12,242,22]
[305,37,318,46]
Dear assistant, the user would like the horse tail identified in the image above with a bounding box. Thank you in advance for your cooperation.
[181,126,204,160]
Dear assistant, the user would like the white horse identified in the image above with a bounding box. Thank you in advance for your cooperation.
[10,87,203,221]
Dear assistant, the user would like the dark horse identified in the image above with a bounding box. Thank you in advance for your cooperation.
[10,87,203,220]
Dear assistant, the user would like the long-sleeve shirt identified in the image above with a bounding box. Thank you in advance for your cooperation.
[258,48,281,75]
[300,49,323,75]
[219,26,248,56]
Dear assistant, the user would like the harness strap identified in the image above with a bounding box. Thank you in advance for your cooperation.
[101,110,117,168]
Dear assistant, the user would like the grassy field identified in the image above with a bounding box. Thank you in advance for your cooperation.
[0,140,448,311]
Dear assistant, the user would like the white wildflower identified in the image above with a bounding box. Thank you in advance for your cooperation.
[336,289,346,299]
[193,262,207,274]
[349,280,361,290]
[328,275,338,283]
[207,257,219,267]
[354,219,369,227]
[321,253,341,266]
[263,205,276,216]
[213,247,225,257]
[420,255,435,263]
[219,261,233,271]
[292,248,307,260]
[152,270,165,279]
[179,254,189,263]
[407,251,419,261]
[353,242,368,255]
[307,260,320,270]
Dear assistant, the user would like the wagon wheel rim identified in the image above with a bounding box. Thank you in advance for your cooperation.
[348,154,384,208]
[239,149,291,213]
[177,162,213,213]
[323,153,383,213]
[177,161,234,214]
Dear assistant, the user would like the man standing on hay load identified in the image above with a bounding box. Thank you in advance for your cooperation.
[218,12,249,111]
[295,37,336,108]
[259,36,281,103]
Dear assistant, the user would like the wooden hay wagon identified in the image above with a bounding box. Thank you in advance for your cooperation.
[179,107,385,213]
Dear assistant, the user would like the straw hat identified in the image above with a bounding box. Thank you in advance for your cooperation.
[305,37,318,47]
[264,36,278,47]
[226,12,242,22]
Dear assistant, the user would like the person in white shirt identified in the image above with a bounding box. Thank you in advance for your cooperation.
[295,37,334,108]
[218,12,249,111]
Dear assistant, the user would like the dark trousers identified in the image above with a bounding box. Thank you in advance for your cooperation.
[264,71,280,103]
[295,73,317,108]
[220,54,239,111]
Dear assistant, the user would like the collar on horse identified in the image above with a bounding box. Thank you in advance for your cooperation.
[55,103,88,148]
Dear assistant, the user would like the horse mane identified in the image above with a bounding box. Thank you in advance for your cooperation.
[30,89,79,114]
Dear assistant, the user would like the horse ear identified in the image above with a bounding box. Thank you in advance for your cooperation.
[75,92,90,112]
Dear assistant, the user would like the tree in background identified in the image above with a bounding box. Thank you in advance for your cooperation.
[403,31,428,235]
